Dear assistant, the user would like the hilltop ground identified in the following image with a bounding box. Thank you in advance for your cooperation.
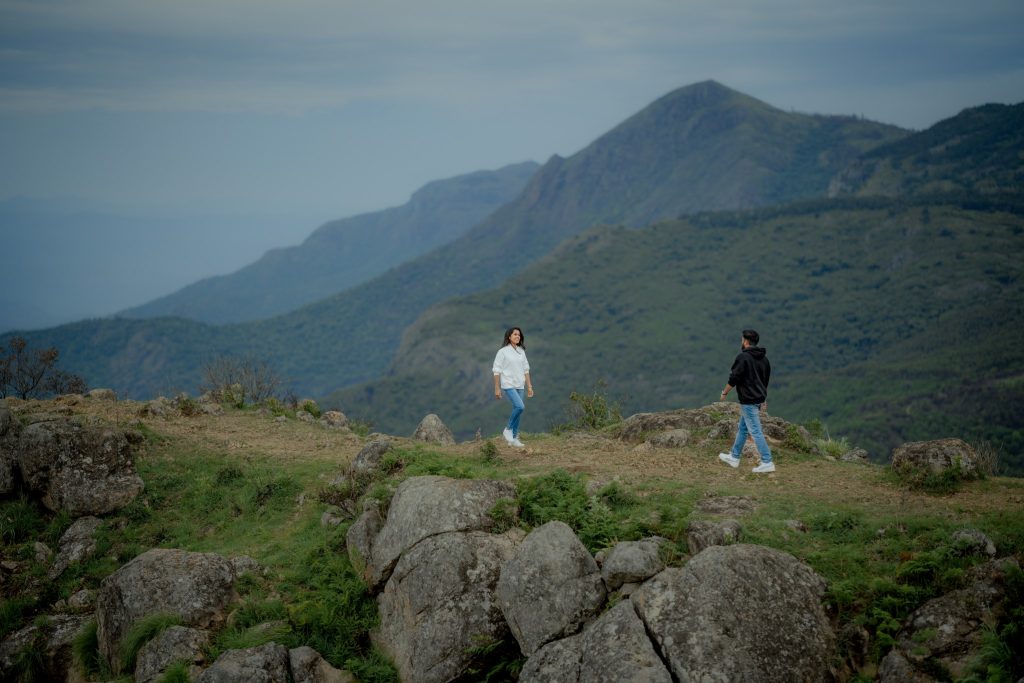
[4,395,1024,682]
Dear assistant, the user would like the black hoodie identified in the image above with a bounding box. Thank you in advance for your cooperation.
[728,346,771,405]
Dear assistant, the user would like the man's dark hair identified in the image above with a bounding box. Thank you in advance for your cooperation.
[742,329,760,345]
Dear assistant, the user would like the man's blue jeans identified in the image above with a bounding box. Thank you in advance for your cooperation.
[731,403,772,463]
[503,388,525,437]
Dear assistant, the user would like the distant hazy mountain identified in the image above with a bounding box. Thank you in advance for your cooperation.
[119,162,539,324]
[8,81,908,400]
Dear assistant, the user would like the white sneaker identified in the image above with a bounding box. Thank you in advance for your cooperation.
[502,428,514,444]
[718,452,740,468]
[511,438,525,448]
[752,461,776,473]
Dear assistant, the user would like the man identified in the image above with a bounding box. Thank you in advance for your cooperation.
[718,329,774,473]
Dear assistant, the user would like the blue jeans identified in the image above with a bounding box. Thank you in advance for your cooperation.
[503,388,525,437]
[731,403,772,463]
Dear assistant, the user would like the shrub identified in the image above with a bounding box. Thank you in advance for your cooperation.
[557,380,622,432]
[480,441,499,462]
[72,619,103,678]
[299,399,322,419]
[0,497,46,545]
[814,435,852,458]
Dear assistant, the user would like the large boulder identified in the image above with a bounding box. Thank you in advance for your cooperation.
[632,544,836,682]
[368,476,517,590]
[411,414,456,446]
[891,438,980,478]
[135,625,210,683]
[496,521,607,656]
[375,530,521,683]
[518,633,584,682]
[16,419,144,515]
[96,549,237,672]
[881,557,1019,682]
[616,408,718,442]
[646,429,691,449]
[47,515,103,579]
[196,642,290,683]
[686,519,742,555]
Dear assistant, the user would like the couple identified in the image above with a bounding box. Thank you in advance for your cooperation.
[492,326,775,473]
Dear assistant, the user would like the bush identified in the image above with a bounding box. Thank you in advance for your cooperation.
[201,355,282,408]
[557,380,622,432]
[480,441,499,462]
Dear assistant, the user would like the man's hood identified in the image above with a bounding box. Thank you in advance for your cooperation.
[744,346,767,360]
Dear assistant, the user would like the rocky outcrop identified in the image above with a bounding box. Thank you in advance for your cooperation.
[368,476,517,590]
[0,407,20,495]
[15,418,144,515]
[346,501,385,584]
[617,403,810,448]
[47,514,103,579]
[411,414,456,445]
[0,613,90,683]
[135,625,210,683]
[631,544,836,682]
[578,599,672,682]
[880,557,1019,682]
[646,428,691,448]
[96,548,237,671]
[495,520,606,655]
[319,410,349,430]
[695,494,757,516]
[951,528,997,557]
[375,530,521,683]
[518,632,584,682]
[196,641,290,683]
[891,438,980,478]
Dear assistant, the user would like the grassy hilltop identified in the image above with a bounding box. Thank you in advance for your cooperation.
[2,396,1022,681]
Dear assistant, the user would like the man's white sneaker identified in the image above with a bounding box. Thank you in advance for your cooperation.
[511,438,525,448]
[502,428,514,444]
[718,452,740,468]
[752,461,776,473]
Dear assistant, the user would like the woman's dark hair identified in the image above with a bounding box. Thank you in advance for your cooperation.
[742,329,760,345]
[501,327,525,349]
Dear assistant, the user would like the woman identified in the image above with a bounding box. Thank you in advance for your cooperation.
[492,326,534,447]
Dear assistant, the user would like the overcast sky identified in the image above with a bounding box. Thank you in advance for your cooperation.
[1,0,1023,328]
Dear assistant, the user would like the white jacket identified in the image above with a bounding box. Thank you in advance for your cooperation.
[492,345,530,390]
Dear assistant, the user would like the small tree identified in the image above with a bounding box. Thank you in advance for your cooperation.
[0,337,86,399]
[200,354,282,407]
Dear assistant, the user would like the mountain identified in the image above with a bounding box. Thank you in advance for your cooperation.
[119,162,539,324]
[4,81,908,400]
[330,102,1024,473]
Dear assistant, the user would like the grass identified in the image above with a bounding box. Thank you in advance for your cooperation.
[4,398,1024,682]
[120,613,182,674]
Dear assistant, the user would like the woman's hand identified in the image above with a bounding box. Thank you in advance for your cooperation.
[527,386,534,398]
[495,389,502,400]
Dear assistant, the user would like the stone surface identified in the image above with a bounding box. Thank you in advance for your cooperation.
[96,548,236,671]
[885,558,1019,680]
[496,520,607,656]
[86,388,117,401]
[135,625,210,683]
[48,515,103,579]
[600,537,666,591]
[891,438,979,478]
[346,502,384,585]
[411,413,456,445]
[196,642,290,683]
[289,645,355,683]
[368,475,517,591]
[0,613,90,683]
[320,410,349,430]
[350,438,392,474]
[16,419,144,515]
[375,530,520,683]
[578,599,672,682]
[646,428,691,449]
[686,518,742,555]
[518,633,584,683]
[951,528,997,557]
[632,544,835,682]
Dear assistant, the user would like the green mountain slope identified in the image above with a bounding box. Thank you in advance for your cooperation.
[830,102,1024,197]
[333,195,1024,474]
[10,81,907,399]
[119,162,539,324]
